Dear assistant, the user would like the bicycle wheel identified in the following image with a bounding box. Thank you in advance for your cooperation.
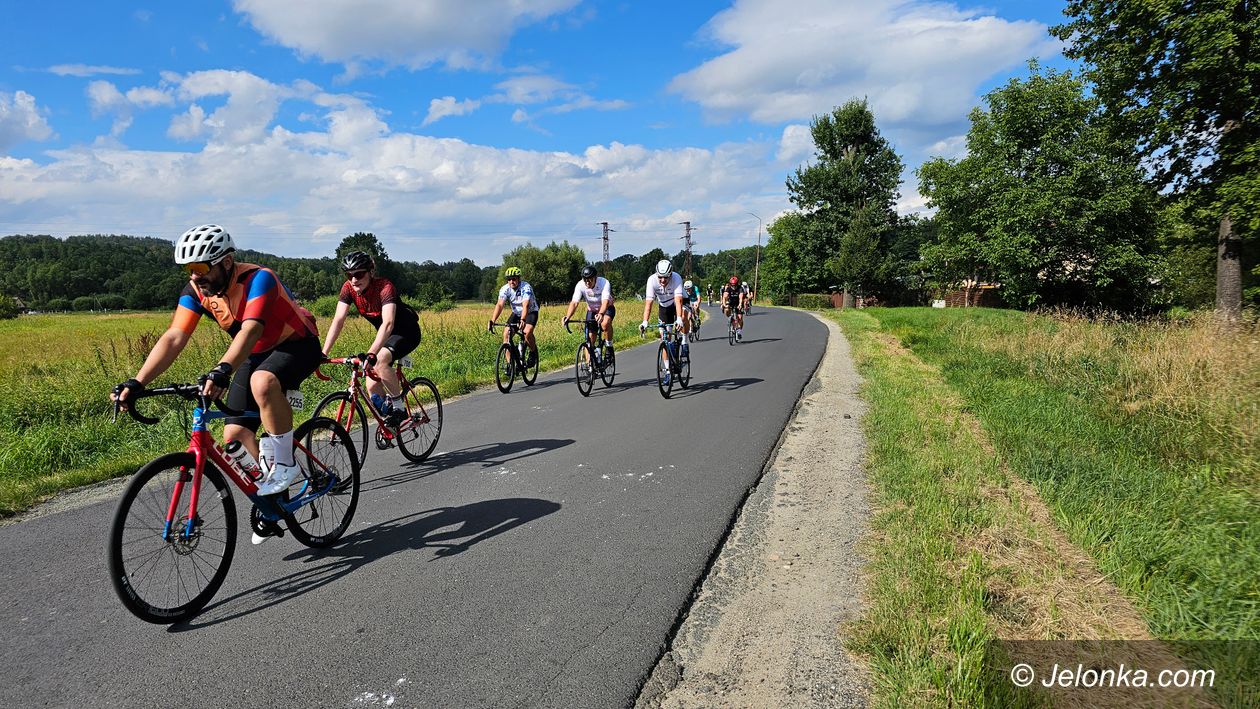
[396,376,442,462]
[599,347,616,388]
[495,343,516,393]
[692,310,701,341]
[106,452,237,624]
[283,417,360,548]
[522,343,539,385]
[679,347,691,389]
[574,343,595,397]
[312,391,368,469]
[728,319,736,346]
[655,341,673,399]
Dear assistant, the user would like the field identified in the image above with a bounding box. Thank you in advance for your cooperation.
[0,304,652,516]
[834,308,1258,706]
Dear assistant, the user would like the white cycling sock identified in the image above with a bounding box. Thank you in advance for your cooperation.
[271,429,295,467]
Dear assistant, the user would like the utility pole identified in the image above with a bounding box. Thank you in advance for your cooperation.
[598,221,613,273]
[679,221,695,278]
[747,212,762,303]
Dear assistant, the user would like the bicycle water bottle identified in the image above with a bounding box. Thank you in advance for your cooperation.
[370,393,387,414]
[224,440,264,482]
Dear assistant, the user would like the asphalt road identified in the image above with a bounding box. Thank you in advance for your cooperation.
[0,305,827,709]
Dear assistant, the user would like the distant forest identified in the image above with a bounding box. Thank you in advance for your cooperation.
[0,233,764,312]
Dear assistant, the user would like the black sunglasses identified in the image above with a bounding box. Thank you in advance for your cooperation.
[345,269,369,279]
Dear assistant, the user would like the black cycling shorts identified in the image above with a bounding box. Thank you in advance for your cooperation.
[586,305,616,322]
[225,335,323,431]
[507,310,539,328]
[657,302,678,326]
[383,328,420,360]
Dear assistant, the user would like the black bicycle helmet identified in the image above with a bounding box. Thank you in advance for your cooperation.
[581,265,597,279]
[341,250,374,272]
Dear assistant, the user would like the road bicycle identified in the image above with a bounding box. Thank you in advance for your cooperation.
[643,320,690,398]
[106,384,360,624]
[489,320,539,393]
[564,313,616,396]
[686,302,703,341]
[313,355,442,465]
[727,308,740,345]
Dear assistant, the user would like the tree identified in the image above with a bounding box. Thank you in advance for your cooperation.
[336,232,389,263]
[919,64,1160,310]
[781,99,904,295]
[1054,1,1260,319]
[498,241,587,302]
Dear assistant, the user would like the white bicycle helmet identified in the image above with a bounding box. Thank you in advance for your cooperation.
[174,224,235,264]
[684,279,693,290]
[655,259,672,277]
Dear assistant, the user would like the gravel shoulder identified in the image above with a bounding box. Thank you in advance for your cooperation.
[637,312,872,708]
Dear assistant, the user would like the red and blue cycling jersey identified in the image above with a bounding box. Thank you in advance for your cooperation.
[170,262,318,353]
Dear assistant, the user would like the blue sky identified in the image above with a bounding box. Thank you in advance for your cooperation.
[1,0,1072,266]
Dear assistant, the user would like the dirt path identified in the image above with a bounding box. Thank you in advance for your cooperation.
[637,313,872,708]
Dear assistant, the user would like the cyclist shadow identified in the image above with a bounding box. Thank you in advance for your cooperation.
[672,377,764,396]
[361,438,575,490]
[735,337,780,344]
[168,497,561,631]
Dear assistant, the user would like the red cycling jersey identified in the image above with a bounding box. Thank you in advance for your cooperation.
[171,262,318,353]
[338,277,419,331]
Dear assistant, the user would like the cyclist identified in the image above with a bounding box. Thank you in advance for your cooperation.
[111,224,322,498]
[724,275,746,341]
[561,264,615,360]
[683,278,703,331]
[742,279,753,313]
[321,250,421,428]
[706,283,714,305]
[639,258,689,355]
[488,266,539,367]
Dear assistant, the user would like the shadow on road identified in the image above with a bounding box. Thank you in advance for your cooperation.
[360,438,575,491]
[673,377,764,396]
[169,497,561,631]
[735,337,780,344]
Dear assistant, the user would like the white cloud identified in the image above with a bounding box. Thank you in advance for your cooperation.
[0,86,788,262]
[0,91,54,151]
[776,124,813,164]
[232,0,581,70]
[87,81,135,137]
[175,70,286,145]
[490,75,573,104]
[48,64,142,77]
[670,0,1057,132]
[422,96,482,126]
[925,134,967,160]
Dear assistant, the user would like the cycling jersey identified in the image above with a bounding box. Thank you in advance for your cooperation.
[171,262,317,353]
[646,272,684,306]
[338,277,419,331]
[571,277,612,312]
[498,281,539,314]
[684,286,701,304]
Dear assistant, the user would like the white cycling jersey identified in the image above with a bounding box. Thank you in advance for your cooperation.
[498,281,539,314]
[571,277,612,312]
[645,272,684,307]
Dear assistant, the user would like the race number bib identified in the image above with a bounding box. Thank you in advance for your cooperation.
[286,389,305,410]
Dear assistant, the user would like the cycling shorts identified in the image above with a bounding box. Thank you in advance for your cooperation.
[383,331,420,360]
[508,310,539,328]
[225,335,323,431]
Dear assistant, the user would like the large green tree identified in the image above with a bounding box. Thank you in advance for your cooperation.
[919,64,1160,310]
[497,241,587,303]
[775,99,904,295]
[1054,0,1259,318]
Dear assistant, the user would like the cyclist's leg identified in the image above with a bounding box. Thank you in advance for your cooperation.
[252,336,323,471]
[224,353,264,459]
[522,310,539,360]
[600,306,615,348]
[504,312,520,345]
[377,332,417,399]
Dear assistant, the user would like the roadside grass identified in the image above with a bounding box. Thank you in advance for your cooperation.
[0,305,648,516]
[833,307,1257,707]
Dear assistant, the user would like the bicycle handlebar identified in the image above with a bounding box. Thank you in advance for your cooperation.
[112,384,241,426]
[317,356,383,382]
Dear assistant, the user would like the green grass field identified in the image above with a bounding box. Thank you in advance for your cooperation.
[834,307,1258,707]
[0,305,652,516]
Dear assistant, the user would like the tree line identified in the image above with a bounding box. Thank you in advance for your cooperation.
[759,2,1257,316]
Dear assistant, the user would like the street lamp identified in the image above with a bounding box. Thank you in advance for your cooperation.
[746,211,762,304]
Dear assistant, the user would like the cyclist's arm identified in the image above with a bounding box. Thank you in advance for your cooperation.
[367,302,396,356]
[564,299,579,321]
[321,300,352,355]
[219,319,266,372]
[641,281,654,324]
[490,299,505,323]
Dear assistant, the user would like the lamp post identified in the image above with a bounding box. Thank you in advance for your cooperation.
[746,211,762,304]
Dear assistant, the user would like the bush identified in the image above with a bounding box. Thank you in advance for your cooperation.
[306,294,354,318]
[98,294,126,311]
[45,297,71,312]
[771,291,792,306]
[796,293,833,309]
[0,297,18,319]
[428,299,455,313]
[72,296,97,311]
